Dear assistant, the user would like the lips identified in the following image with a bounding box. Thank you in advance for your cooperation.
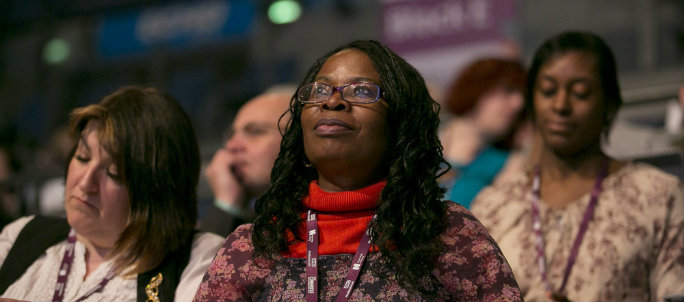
[70,195,98,211]
[314,118,353,135]
[544,120,574,133]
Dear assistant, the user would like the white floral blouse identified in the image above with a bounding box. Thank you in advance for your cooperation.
[471,162,684,302]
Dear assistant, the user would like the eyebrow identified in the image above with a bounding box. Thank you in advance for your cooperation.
[539,74,592,84]
[313,76,379,84]
[243,122,275,129]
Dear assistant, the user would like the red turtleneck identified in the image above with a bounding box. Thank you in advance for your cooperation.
[282,180,386,258]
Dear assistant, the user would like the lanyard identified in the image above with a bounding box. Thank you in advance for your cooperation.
[52,229,115,302]
[531,160,607,296]
[305,210,375,302]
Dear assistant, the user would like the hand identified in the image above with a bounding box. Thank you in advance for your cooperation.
[204,147,248,210]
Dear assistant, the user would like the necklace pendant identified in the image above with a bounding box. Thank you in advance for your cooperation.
[145,272,163,302]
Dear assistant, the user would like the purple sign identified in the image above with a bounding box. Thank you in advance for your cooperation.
[381,0,517,54]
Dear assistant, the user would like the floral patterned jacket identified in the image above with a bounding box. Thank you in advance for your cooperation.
[471,162,684,302]
[193,202,522,302]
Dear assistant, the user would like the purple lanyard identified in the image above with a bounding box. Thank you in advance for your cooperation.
[52,229,115,302]
[306,210,375,302]
[531,160,607,295]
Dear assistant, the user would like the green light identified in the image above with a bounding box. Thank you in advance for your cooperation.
[267,0,301,25]
[43,38,71,65]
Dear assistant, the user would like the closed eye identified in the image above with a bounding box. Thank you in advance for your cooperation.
[74,154,89,163]
[539,88,556,97]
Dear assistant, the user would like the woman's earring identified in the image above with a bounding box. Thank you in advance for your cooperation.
[304,158,312,168]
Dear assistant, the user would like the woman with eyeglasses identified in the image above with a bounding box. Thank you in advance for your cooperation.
[471,31,684,301]
[193,40,522,302]
[0,86,223,302]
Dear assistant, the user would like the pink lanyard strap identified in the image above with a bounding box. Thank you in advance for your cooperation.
[305,210,375,302]
[531,160,607,295]
[52,229,115,302]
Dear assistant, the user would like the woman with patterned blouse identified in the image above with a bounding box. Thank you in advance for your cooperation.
[471,31,684,302]
[193,40,522,302]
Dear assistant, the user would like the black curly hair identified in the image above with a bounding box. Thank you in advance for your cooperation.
[251,40,449,294]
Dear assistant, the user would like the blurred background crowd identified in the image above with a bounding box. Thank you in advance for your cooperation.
[0,0,682,226]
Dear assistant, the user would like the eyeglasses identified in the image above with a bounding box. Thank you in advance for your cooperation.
[296,82,384,104]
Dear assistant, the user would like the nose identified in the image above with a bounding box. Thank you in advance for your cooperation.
[225,133,245,153]
[78,166,99,194]
[551,89,571,115]
[321,90,350,111]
